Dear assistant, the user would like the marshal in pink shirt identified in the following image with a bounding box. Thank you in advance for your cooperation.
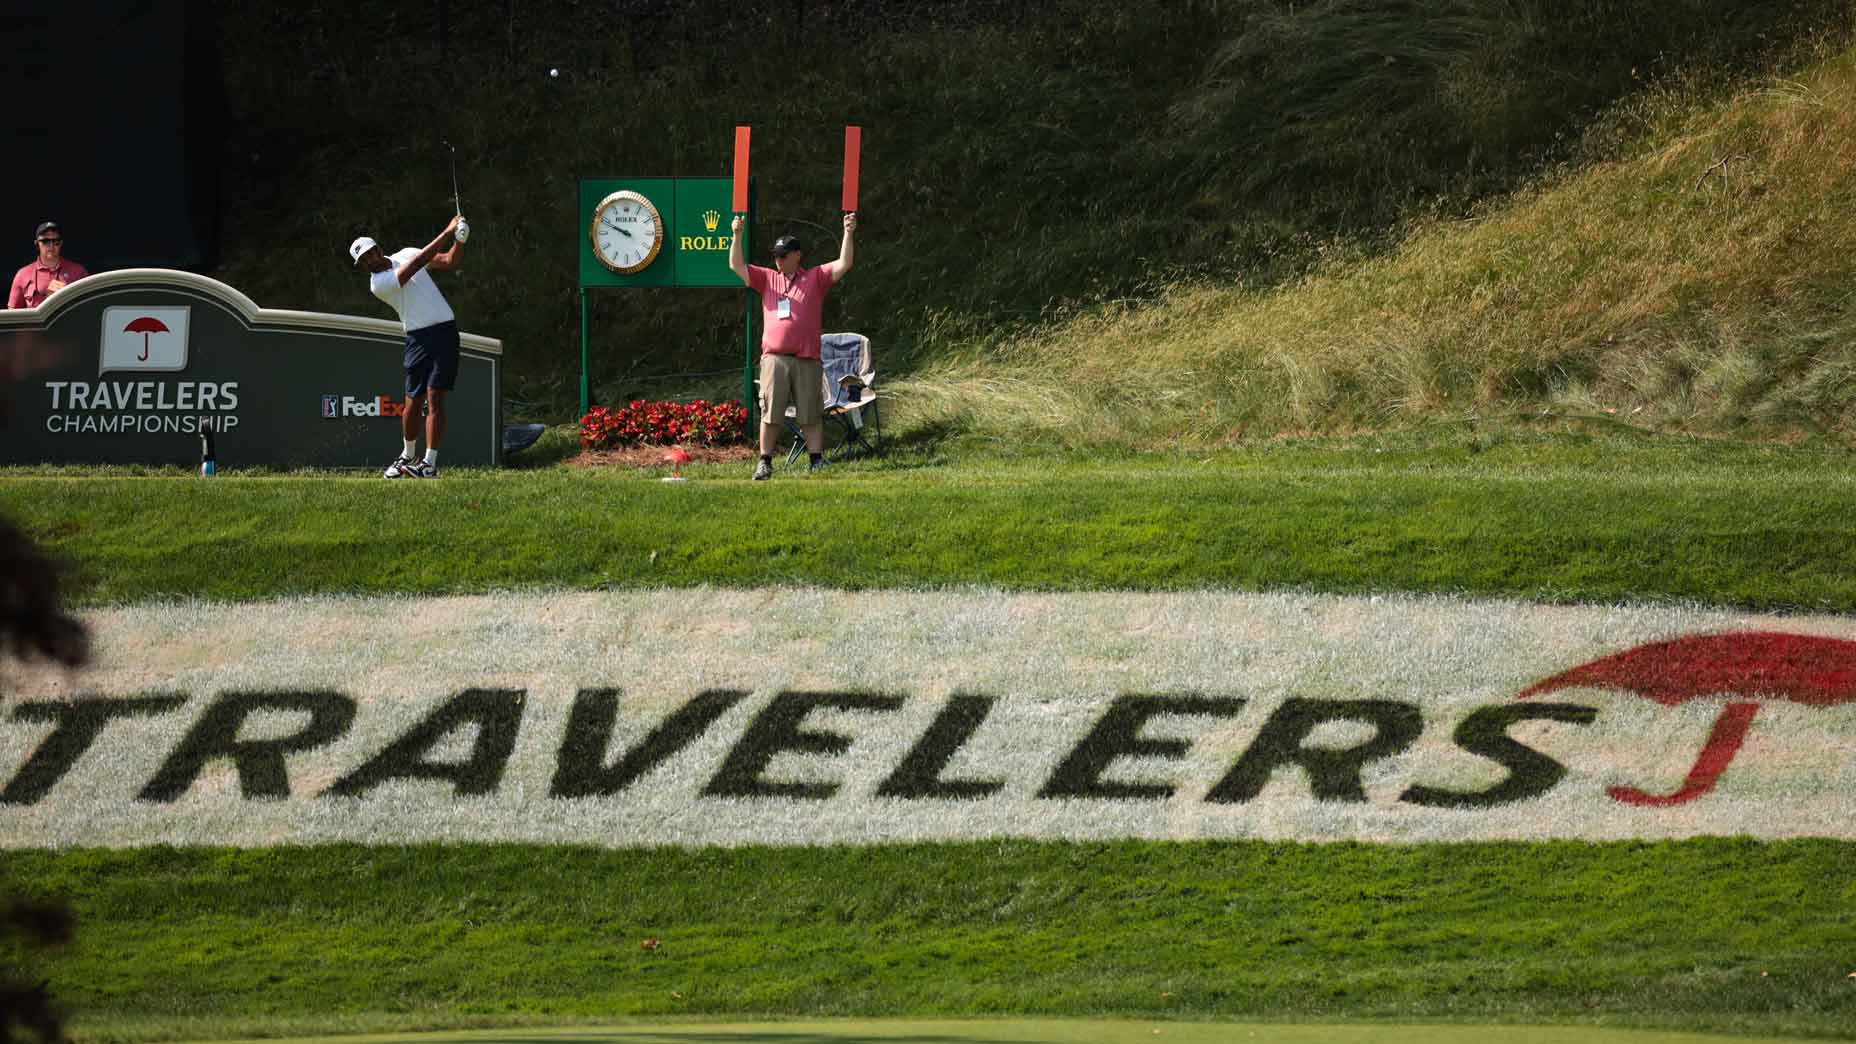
[8,259,90,309]
[745,263,836,359]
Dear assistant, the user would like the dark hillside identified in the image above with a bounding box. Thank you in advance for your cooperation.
[212,0,1847,414]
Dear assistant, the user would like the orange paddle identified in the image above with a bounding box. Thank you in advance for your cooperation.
[733,126,751,213]
[842,126,861,212]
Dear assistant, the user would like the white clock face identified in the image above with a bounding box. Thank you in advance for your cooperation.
[590,191,664,274]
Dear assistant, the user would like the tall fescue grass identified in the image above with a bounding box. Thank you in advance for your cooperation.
[910,36,1856,445]
[1166,0,1852,228]
[212,1,1845,419]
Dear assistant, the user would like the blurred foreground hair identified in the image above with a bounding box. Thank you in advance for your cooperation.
[0,484,87,1039]
[0,517,88,669]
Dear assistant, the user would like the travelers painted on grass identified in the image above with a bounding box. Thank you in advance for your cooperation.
[729,211,857,480]
[348,214,468,479]
[13,589,1856,846]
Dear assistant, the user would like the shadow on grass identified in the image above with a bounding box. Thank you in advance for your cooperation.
[503,425,587,470]
[504,416,967,474]
[826,417,973,473]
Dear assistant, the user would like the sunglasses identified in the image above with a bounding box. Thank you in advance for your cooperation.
[37,238,61,245]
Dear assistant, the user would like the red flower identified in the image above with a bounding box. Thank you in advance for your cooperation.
[580,398,750,450]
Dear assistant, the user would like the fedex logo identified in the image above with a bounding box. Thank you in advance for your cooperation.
[323,395,406,419]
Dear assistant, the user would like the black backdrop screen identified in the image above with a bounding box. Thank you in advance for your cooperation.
[0,0,223,277]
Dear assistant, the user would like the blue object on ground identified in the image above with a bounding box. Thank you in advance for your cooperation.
[502,424,548,455]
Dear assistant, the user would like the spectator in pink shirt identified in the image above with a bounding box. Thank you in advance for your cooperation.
[7,222,90,310]
[729,211,858,480]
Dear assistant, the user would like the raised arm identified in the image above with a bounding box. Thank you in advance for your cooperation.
[397,215,462,286]
[429,217,467,272]
[729,214,749,284]
[827,211,856,281]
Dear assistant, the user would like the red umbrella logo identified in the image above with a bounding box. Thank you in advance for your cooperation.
[1520,631,1856,806]
[123,316,170,362]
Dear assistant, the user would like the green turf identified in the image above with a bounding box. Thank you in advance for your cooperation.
[10,438,1856,1042]
[8,435,1856,611]
[174,1018,1856,1044]
[5,841,1852,1043]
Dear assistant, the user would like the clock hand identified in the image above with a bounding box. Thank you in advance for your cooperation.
[604,218,633,239]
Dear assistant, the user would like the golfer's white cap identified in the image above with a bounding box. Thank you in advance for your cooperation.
[348,236,378,268]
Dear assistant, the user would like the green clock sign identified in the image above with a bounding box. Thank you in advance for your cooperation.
[575,176,757,414]
[577,177,742,288]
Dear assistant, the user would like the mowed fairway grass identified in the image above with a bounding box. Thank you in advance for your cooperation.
[10,434,1856,610]
[1,841,1852,1044]
[3,436,1855,1043]
[185,1018,1856,1044]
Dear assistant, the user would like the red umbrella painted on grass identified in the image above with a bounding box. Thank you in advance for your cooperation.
[1520,631,1856,806]
[124,316,169,361]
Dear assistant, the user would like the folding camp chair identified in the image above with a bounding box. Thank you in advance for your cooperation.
[780,332,881,464]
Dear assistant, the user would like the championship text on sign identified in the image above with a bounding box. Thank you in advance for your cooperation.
[0,270,503,468]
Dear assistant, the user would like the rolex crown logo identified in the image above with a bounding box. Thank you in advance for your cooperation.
[703,209,721,232]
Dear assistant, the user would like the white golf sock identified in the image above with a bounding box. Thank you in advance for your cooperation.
[403,439,418,460]
[423,448,439,466]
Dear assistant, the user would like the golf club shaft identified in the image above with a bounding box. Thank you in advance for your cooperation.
[444,140,461,216]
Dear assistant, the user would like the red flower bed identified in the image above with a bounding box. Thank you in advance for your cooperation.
[580,399,748,449]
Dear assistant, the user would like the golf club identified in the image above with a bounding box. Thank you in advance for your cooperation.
[441,139,461,216]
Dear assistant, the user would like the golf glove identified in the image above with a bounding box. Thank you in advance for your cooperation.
[455,218,470,244]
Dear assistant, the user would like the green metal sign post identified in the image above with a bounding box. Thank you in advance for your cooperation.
[576,177,755,422]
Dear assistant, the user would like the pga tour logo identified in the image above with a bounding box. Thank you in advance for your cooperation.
[322,394,405,419]
[99,306,190,375]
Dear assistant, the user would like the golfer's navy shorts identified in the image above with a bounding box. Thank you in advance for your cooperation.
[404,320,461,397]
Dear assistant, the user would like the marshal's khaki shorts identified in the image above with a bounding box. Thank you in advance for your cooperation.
[759,352,823,427]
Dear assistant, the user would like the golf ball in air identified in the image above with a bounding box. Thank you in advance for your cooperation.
[549,68,559,78]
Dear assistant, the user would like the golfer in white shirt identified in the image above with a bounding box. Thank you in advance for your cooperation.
[348,213,467,478]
